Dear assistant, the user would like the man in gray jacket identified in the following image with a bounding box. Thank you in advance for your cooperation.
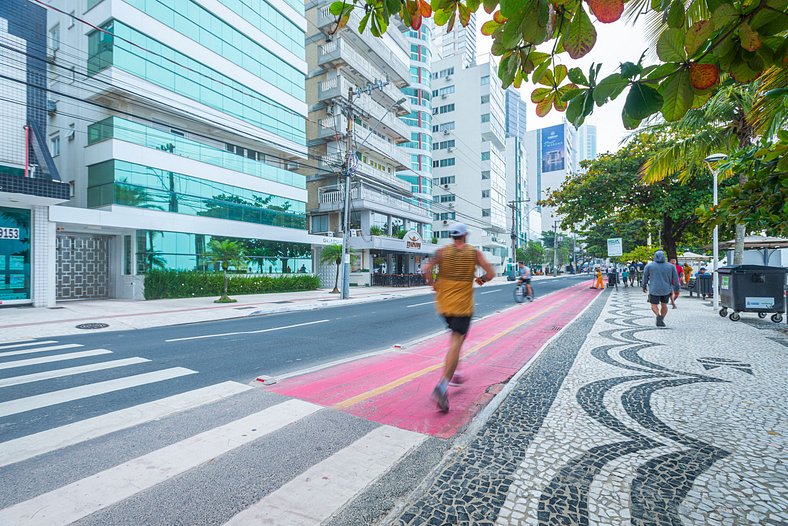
[642,250,680,327]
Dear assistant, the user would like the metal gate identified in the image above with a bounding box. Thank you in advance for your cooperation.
[56,234,110,300]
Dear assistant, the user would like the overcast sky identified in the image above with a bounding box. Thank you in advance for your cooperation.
[475,12,655,154]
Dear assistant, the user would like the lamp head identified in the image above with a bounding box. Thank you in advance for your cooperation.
[704,153,728,162]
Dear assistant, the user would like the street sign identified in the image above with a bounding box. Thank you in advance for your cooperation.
[607,238,623,257]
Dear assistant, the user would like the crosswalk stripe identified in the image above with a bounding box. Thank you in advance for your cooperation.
[224,425,427,526]
[0,349,113,370]
[0,339,40,349]
[0,367,197,418]
[0,357,151,388]
[0,399,322,526]
[0,343,82,359]
[0,381,253,468]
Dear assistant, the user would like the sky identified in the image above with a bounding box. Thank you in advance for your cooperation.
[474,11,656,155]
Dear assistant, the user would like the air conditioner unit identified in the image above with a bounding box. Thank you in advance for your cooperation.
[442,130,450,135]
[447,147,454,152]
[443,184,449,189]
[350,229,359,237]
[448,203,454,208]
[46,100,57,114]
[441,94,447,99]
[66,128,75,141]
[443,220,449,225]
[286,161,299,171]
[445,75,452,81]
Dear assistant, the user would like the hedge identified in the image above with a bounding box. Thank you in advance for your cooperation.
[143,270,320,300]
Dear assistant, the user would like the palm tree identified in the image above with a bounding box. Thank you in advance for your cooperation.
[640,83,759,264]
[208,239,244,303]
[320,244,343,294]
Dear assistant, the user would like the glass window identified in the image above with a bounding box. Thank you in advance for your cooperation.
[481,95,490,104]
[123,235,133,275]
[481,189,490,198]
[311,214,329,233]
[481,114,490,123]
[49,24,60,52]
[481,170,490,180]
[49,134,60,157]
[481,151,490,161]
[480,75,490,85]
[0,207,31,302]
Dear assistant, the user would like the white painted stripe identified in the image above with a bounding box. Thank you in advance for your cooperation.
[0,340,57,349]
[165,319,330,342]
[0,349,113,371]
[0,399,321,526]
[480,289,502,295]
[0,357,151,388]
[0,367,196,418]
[406,300,435,308]
[0,344,82,359]
[0,381,252,468]
[224,425,426,525]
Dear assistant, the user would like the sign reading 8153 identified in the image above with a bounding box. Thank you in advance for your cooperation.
[0,228,20,240]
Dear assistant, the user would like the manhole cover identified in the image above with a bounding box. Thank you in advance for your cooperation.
[76,323,109,330]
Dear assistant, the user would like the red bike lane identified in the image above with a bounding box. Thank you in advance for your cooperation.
[266,280,600,438]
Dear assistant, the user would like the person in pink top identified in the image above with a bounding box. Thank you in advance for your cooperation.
[669,258,682,309]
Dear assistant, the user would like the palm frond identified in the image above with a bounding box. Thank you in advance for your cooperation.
[640,128,731,183]
[750,67,788,138]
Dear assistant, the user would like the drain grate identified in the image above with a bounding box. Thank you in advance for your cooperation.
[76,322,109,330]
[550,325,563,331]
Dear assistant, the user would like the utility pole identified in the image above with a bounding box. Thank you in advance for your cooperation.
[336,80,391,300]
[507,199,529,275]
[553,221,559,277]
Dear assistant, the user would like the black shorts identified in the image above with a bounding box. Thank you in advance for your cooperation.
[648,294,670,305]
[518,278,531,284]
[444,316,472,335]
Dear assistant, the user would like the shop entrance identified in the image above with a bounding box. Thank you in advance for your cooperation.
[56,234,110,300]
[0,207,31,304]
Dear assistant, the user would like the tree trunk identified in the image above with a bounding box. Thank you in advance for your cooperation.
[223,270,229,297]
[661,216,678,261]
[733,223,746,265]
[331,261,340,294]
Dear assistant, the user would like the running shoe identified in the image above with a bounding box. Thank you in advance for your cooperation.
[432,385,449,412]
[656,316,666,327]
[449,372,465,386]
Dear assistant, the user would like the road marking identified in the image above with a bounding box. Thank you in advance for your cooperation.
[0,340,55,350]
[333,293,576,410]
[0,349,113,370]
[406,300,435,308]
[480,289,502,295]
[165,319,330,342]
[0,357,151,388]
[0,399,321,526]
[0,367,197,418]
[224,425,426,525]
[0,381,253,468]
[0,344,82,359]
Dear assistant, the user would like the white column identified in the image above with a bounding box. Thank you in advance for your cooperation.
[31,206,57,308]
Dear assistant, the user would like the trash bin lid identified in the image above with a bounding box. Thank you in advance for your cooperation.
[718,265,788,274]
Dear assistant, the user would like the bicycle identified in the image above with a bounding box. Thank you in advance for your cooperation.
[513,280,534,303]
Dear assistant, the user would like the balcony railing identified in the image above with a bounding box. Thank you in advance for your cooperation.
[317,115,410,169]
[318,183,430,220]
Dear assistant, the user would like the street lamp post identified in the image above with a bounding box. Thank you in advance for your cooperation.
[704,153,727,311]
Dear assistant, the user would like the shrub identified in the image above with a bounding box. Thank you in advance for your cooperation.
[143,270,320,300]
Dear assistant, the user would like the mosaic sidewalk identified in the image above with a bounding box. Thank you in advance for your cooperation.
[390,287,787,526]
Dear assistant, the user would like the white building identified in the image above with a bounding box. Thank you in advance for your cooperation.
[574,124,598,171]
[46,0,319,302]
[430,55,509,273]
[433,14,477,69]
[504,135,529,273]
[306,1,436,287]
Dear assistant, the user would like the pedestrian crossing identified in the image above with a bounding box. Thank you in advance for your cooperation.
[0,338,429,525]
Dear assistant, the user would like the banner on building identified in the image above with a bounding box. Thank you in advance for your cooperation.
[541,124,565,172]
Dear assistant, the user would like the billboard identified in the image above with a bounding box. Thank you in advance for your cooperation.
[541,125,565,173]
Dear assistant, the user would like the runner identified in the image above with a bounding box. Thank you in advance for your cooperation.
[643,250,680,327]
[422,223,495,413]
[516,261,534,300]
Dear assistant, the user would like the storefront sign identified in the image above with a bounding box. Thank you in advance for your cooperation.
[404,230,422,250]
[320,236,342,245]
[0,227,20,240]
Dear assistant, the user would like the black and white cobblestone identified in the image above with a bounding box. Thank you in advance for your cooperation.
[387,288,787,525]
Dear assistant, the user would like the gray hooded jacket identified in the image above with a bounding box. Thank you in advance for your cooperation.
[642,250,679,296]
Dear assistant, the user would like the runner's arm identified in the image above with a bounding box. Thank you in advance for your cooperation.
[474,250,495,285]
[422,248,443,285]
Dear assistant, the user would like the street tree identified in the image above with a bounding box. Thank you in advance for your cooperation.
[208,239,244,303]
[542,134,716,261]
[327,0,787,128]
[319,244,355,294]
[518,241,545,269]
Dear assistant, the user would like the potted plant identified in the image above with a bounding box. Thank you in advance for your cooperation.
[369,226,383,236]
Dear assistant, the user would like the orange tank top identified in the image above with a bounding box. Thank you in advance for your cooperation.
[435,244,477,316]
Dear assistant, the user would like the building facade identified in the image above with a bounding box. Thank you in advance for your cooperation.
[433,13,477,69]
[574,124,598,171]
[504,88,527,141]
[305,1,436,287]
[45,0,315,302]
[504,135,528,273]
[0,0,70,307]
[430,55,508,272]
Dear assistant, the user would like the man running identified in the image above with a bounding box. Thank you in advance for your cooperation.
[516,261,534,300]
[643,250,680,327]
[422,223,495,413]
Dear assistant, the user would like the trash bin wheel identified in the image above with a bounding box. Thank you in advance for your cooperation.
[719,308,728,317]
[758,312,767,319]
[772,313,783,323]
[729,312,741,321]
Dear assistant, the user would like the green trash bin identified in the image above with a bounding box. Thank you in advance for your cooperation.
[717,265,787,322]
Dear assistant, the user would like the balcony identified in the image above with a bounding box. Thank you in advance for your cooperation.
[319,153,409,192]
[317,183,431,222]
[481,120,506,148]
[317,76,410,137]
[315,6,409,85]
[317,115,410,169]
[317,41,411,115]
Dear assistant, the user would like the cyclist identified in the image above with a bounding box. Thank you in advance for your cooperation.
[516,261,534,301]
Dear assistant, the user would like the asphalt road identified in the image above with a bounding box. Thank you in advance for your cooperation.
[1,275,589,438]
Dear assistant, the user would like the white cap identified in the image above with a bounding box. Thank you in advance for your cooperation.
[449,222,468,238]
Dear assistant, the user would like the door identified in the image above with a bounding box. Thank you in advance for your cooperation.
[56,234,110,300]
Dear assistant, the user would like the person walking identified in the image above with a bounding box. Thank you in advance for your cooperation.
[643,250,681,327]
[592,266,604,289]
[622,266,630,287]
[422,223,495,413]
[669,258,682,309]
[628,262,637,287]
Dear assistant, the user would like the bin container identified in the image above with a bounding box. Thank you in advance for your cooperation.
[697,273,713,298]
[717,265,787,322]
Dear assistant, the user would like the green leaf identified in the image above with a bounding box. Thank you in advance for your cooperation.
[644,62,679,80]
[712,4,739,30]
[684,20,714,56]
[738,22,762,51]
[593,73,629,105]
[521,0,551,45]
[434,8,452,26]
[656,29,686,62]
[562,4,597,59]
[484,0,500,14]
[500,0,520,17]
[467,0,482,10]
[329,1,350,16]
[567,67,588,85]
[667,0,685,28]
[659,70,694,121]
[532,60,551,84]
[624,82,663,120]
[554,64,568,84]
[621,106,642,130]
[531,87,552,102]
[566,92,589,126]
[729,55,761,82]
[358,11,370,33]
[620,61,642,79]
